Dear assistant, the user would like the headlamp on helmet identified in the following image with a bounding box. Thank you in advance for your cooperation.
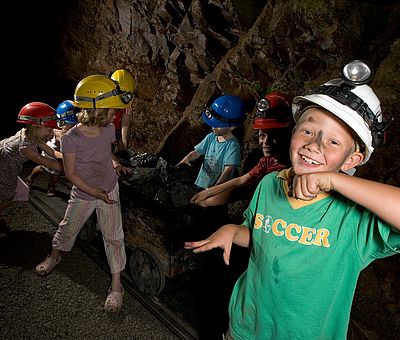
[253,92,293,130]
[56,100,78,127]
[111,69,135,105]
[341,60,373,85]
[17,102,58,129]
[201,95,246,128]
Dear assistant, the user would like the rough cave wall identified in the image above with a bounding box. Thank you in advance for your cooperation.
[50,0,399,337]
[53,0,400,182]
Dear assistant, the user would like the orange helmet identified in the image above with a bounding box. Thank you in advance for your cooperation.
[253,92,293,130]
[17,102,58,129]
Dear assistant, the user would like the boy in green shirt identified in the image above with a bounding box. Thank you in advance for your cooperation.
[184,60,400,340]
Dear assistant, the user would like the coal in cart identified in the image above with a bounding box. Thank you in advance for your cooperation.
[117,153,210,297]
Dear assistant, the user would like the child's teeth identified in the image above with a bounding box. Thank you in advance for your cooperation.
[301,156,320,165]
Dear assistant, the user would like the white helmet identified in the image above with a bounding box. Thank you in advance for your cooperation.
[292,63,383,164]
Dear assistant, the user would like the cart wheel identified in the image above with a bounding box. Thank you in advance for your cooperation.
[129,247,165,297]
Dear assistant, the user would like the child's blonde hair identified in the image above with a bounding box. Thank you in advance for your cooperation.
[24,125,49,144]
[77,108,111,127]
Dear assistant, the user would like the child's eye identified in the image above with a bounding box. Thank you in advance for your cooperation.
[329,139,340,146]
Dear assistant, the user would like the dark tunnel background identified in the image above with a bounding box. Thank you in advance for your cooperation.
[1,2,74,140]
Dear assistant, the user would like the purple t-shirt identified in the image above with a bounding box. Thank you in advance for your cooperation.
[61,124,118,201]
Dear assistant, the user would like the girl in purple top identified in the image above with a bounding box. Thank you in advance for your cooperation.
[35,106,132,313]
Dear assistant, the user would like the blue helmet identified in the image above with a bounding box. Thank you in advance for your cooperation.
[201,95,246,128]
[56,100,78,126]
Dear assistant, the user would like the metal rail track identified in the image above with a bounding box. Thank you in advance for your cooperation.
[28,180,199,340]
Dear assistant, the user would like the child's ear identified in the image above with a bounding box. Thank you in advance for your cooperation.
[340,151,364,172]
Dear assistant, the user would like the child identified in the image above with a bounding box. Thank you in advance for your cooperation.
[177,95,246,338]
[0,102,63,228]
[110,69,135,154]
[190,92,293,207]
[184,61,400,339]
[177,95,246,189]
[112,107,131,152]
[25,100,78,196]
[35,75,133,313]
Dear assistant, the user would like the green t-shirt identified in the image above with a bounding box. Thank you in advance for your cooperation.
[229,169,400,340]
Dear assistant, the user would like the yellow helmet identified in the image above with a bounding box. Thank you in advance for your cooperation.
[110,69,135,105]
[73,74,130,109]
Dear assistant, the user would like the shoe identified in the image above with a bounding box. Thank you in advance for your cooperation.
[104,285,124,313]
[46,184,55,197]
[35,255,61,276]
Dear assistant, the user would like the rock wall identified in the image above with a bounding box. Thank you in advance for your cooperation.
[53,1,400,179]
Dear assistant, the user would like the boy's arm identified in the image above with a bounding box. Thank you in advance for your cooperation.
[190,173,251,206]
[176,150,200,167]
[184,224,251,265]
[293,172,400,231]
[332,174,400,231]
[215,164,235,185]
[120,112,130,150]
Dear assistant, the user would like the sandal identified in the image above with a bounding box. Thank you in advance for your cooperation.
[104,285,124,313]
[35,255,61,276]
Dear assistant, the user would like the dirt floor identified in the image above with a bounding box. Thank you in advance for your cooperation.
[0,202,180,340]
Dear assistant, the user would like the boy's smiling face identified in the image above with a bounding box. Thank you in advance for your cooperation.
[290,107,364,176]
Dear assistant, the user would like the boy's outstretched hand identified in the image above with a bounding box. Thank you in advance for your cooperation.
[184,224,243,265]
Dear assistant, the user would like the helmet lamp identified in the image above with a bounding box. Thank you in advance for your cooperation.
[203,106,242,124]
[256,98,270,112]
[341,60,373,86]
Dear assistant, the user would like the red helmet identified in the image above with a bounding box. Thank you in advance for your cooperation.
[253,92,293,130]
[17,102,58,129]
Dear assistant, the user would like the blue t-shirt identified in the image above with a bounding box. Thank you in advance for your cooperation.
[194,132,241,189]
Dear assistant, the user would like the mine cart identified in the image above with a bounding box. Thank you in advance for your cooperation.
[117,153,209,297]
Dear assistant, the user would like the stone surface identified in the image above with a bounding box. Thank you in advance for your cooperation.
[0,202,180,340]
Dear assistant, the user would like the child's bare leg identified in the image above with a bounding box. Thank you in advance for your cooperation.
[25,165,44,187]
[104,271,124,313]
[111,271,122,292]
[46,174,60,196]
